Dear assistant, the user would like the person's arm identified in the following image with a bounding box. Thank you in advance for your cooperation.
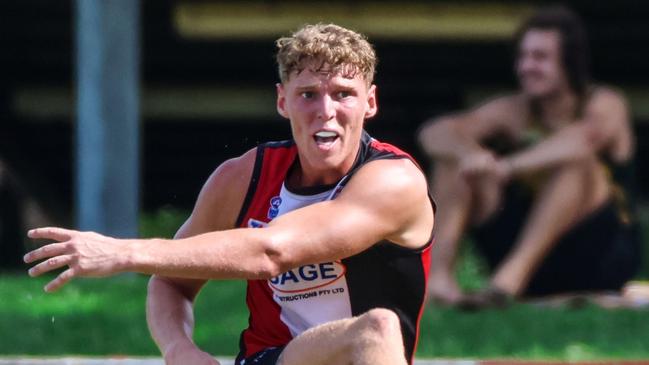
[25,158,433,287]
[417,95,518,162]
[502,88,631,177]
[150,149,256,364]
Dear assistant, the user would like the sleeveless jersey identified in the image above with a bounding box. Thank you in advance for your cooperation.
[235,131,433,364]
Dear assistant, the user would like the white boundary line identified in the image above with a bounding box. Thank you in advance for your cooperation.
[0,358,477,365]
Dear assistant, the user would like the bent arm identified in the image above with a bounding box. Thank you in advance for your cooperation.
[147,275,203,359]
[418,96,518,161]
[146,223,208,360]
[504,89,631,175]
[147,150,255,359]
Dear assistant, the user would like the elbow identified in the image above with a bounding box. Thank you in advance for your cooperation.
[255,260,283,281]
[255,234,293,280]
[417,117,450,156]
[147,275,166,295]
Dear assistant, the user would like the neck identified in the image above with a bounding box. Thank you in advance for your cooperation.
[289,149,359,189]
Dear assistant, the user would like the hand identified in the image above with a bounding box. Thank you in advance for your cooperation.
[493,158,514,182]
[24,227,131,292]
[164,340,220,365]
[459,151,513,183]
[458,151,499,178]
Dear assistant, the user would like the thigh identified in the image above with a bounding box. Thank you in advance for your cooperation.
[278,308,406,365]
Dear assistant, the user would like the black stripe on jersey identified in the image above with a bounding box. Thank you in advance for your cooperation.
[235,139,296,227]
[264,139,295,149]
[235,146,265,227]
[342,242,428,363]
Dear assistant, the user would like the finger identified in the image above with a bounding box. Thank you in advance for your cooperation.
[23,242,68,264]
[28,255,73,277]
[27,227,75,242]
[44,268,76,293]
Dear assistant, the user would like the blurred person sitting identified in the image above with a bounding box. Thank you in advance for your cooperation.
[418,6,641,307]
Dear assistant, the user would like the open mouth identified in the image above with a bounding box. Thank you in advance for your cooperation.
[313,131,339,148]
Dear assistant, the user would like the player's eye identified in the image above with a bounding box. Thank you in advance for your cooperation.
[336,91,351,99]
[301,91,315,99]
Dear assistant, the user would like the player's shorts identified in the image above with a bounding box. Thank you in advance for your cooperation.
[472,183,641,297]
[235,346,285,365]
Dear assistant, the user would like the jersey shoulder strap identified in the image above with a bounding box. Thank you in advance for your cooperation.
[236,140,297,227]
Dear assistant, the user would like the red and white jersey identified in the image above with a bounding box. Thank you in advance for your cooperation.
[235,131,433,364]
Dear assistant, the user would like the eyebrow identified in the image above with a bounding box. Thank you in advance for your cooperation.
[295,84,320,91]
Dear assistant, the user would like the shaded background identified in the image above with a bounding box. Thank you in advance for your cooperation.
[2,0,647,218]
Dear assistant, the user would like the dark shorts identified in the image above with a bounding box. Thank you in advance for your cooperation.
[472,184,641,297]
[235,346,285,365]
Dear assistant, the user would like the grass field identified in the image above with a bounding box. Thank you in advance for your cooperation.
[1,207,648,360]
[2,273,648,360]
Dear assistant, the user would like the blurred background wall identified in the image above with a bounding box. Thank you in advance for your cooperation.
[2,0,648,219]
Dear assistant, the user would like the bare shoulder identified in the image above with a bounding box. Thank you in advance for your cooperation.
[583,86,633,160]
[348,158,426,194]
[472,93,523,118]
[339,158,433,247]
[339,158,430,219]
[459,93,527,138]
[202,148,257,197]
[183,147,258,233]
[587,86,629,114]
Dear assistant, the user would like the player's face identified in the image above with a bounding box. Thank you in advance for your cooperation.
[276,67,377,180]
[516,29,568,98]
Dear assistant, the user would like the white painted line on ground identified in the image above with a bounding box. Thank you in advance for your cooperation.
[0,358,478,365]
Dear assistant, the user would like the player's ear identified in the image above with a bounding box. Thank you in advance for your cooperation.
[276,83,289,119]
[364,84,378,119]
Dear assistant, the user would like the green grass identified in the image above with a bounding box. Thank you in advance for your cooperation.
[2,206,648,359]
[2,273,648,360]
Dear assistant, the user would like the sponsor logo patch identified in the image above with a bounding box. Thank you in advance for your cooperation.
[268,261,346,293]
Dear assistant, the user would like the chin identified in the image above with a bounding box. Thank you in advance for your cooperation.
[523,86,554,99]
[316,155,346,170]
[521,79,560,98]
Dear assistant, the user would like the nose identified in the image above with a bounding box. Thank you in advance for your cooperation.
[316,94,335,121]
[518,54,536,74]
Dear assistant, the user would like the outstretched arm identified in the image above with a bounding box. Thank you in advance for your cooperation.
[25,158,433,289]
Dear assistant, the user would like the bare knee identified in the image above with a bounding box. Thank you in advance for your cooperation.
[542,159,596,200]
[467,174,504,224]
[546,159,607,215]
[430,161,472,211]
[357,308,402,339]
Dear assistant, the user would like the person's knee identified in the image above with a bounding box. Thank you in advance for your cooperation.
[552,154,598,179]
[431,161,472,202]
[359,308,402,339]
[541,158,595,200]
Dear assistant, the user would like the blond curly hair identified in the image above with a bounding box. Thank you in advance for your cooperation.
[276,23,377,85]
